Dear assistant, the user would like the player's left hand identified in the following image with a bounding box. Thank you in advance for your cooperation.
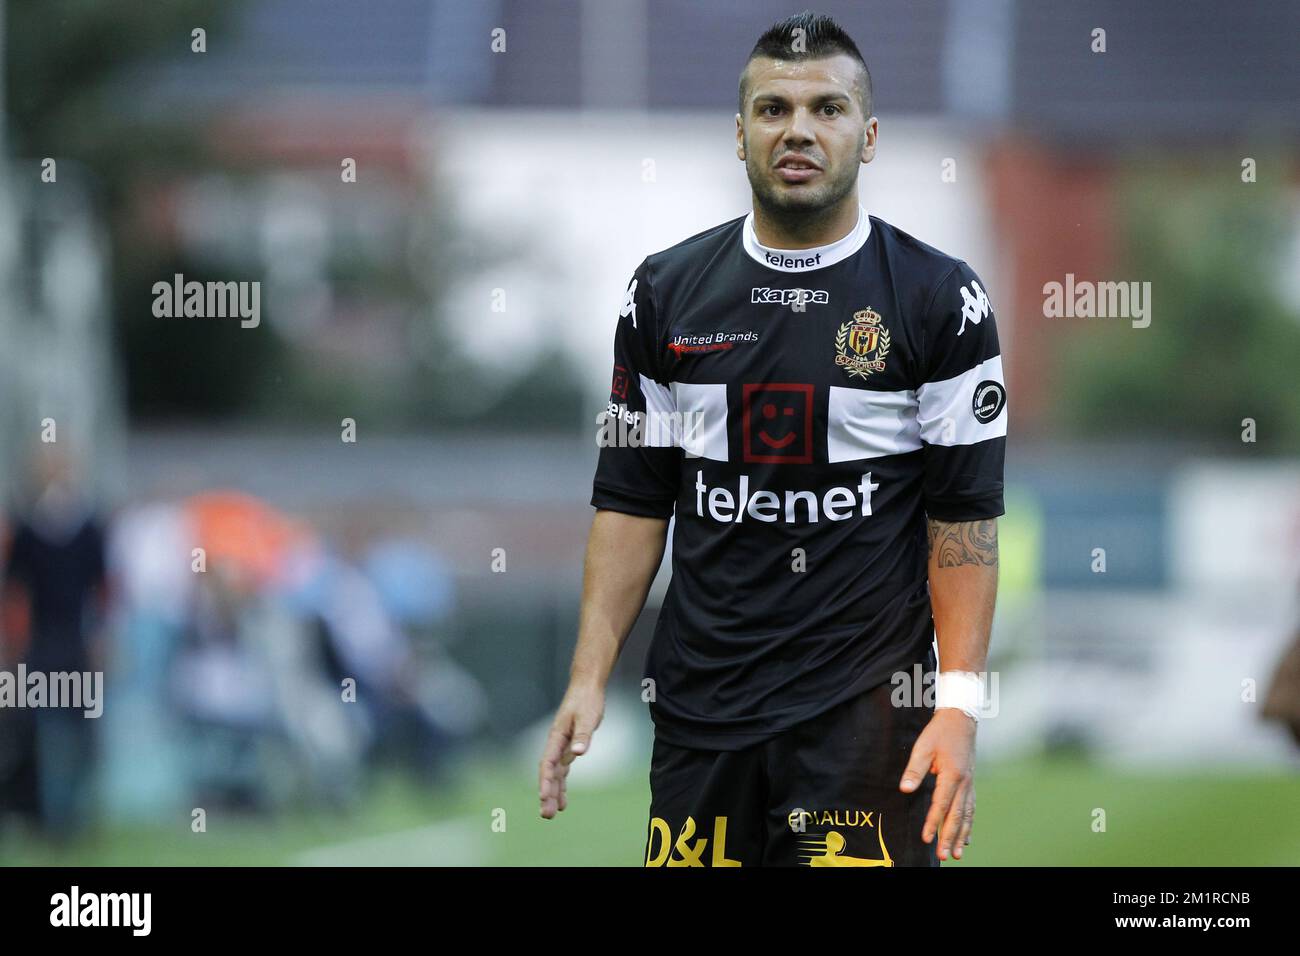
[898,708,976,862]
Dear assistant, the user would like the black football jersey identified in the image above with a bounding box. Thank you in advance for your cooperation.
[591,205,1007,750]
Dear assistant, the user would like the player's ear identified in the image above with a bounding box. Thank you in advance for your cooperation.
[735,114,745,161]
[860,117,878,164]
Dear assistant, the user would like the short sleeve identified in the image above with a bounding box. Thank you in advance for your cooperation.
[916,262,1007,521]
[590,259,682,518]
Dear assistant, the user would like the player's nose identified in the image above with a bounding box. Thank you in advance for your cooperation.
[781,109,817,146]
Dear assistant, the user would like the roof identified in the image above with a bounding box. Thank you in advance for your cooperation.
[110,0,1298,141]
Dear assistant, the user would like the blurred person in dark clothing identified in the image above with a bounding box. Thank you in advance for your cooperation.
[0,446,109,838]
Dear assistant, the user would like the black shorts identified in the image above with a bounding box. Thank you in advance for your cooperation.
[644,679,938,867]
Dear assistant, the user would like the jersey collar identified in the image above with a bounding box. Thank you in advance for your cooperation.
[742,204,871,273]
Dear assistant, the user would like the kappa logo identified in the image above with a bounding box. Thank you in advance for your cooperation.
[751,287,829,306]
[620,278,638,329]
[957,280,989,335]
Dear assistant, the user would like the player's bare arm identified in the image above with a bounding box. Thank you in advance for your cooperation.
[538,508,668,819]
[900,517,998,861]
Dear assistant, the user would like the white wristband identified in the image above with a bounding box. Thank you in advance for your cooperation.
[935,671,984,722]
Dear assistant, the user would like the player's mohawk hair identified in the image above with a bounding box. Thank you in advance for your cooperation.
[739,10,872,118]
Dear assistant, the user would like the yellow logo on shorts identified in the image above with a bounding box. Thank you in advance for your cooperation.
[645,815,742,867]
[790,809,893,867]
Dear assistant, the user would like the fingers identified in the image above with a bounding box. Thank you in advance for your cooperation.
[903,733,963,858]
[549,754,573,814]
[568,712,599,760]
[935,776,973,861]
[953,784,976,860]
[922,768,960,853]
[538,691,603,816]
[903,715,977,861]
[539,708,599,819]
[538,723,571,819]
[897,734,934,795]
[558,735,583,768]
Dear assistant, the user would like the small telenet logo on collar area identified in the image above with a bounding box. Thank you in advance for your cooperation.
[763,249,821,270]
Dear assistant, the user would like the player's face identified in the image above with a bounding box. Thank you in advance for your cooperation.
[737,53,876,216]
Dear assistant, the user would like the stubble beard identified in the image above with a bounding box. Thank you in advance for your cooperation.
[744,132,862,233]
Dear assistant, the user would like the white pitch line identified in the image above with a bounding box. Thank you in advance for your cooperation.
[293,816,486,867]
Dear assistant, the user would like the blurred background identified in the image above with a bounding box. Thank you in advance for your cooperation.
[0,0,1297,865]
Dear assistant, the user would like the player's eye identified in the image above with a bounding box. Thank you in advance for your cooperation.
[760,104,783,116]
[820,104,841,116]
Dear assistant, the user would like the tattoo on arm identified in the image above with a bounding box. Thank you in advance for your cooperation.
[927,518,998,568]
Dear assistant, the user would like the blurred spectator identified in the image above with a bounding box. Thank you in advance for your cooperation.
[170,564,279,811]
[0,446,109,839]
[280,535,481,784]
[100,489,195,819]
[170,494,368,812]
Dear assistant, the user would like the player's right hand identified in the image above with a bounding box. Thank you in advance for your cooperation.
[538,682,605,819]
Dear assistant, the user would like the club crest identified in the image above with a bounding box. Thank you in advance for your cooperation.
[834,308,891,380]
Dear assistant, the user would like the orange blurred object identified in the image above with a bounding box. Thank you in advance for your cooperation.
[185,491,312,589]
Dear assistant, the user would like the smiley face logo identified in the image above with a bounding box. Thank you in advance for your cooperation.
[758,401,798,448]
[743,383,814,464]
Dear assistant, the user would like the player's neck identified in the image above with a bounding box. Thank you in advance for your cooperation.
[750,195,861,250]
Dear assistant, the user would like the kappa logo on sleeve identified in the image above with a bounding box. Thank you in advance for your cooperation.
[620,278,638,329]
[957,280,989,335]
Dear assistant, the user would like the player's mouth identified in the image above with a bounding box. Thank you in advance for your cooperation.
[774,155,822,183]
